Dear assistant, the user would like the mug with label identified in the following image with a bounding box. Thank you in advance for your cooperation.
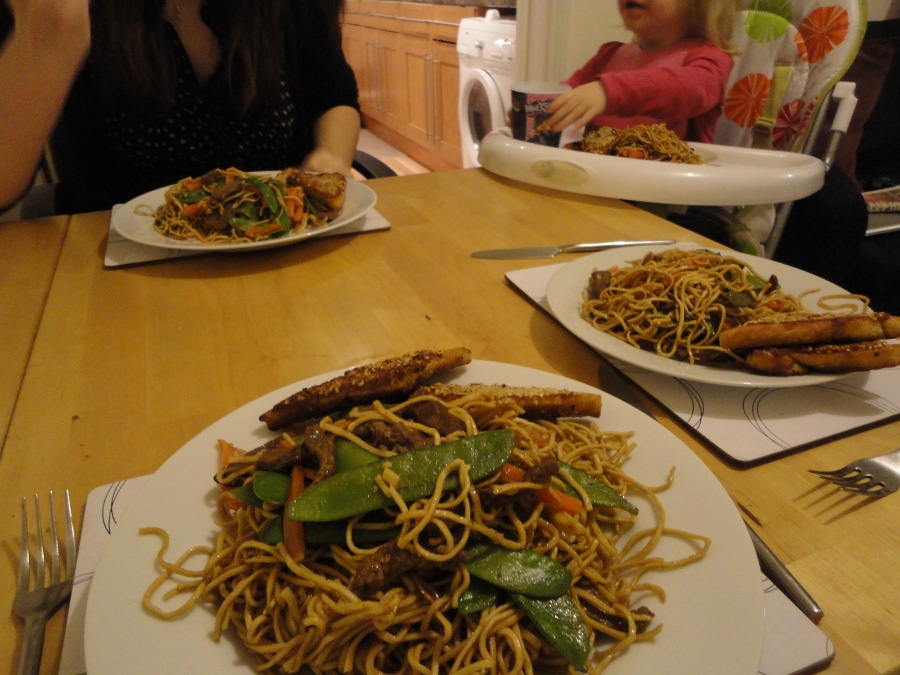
[511,82,569,147]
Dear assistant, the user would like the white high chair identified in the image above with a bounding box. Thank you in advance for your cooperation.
[707,0,866,257]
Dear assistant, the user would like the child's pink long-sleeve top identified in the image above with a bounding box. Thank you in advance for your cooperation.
[565,38,734,143]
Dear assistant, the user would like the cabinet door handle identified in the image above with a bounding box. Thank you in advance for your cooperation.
[369,42,382,113]
[432,58,442,142]
[377,43,386,114]
[424,55,435,140]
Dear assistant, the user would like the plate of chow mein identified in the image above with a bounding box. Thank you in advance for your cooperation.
[84,358,764,675]
[111,168,377,252]
[546,243,871,387]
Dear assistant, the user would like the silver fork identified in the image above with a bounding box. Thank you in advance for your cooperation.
[809,447,900,497]
[13,490,77,675]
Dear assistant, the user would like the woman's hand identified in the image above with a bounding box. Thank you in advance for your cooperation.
[300,147,354,177]
[301,106,361,177]
[545,81,608,131]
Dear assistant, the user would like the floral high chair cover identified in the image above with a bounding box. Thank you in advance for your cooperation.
[711,0,866,254]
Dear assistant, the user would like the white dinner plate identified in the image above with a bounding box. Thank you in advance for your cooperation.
[111,175,377,252]
[547,243,858,388]
[85,360,764,675]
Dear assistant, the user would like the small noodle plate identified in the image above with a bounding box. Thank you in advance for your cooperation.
[546,243,862,388]
[84,361,764,675]
[111,173,377,252]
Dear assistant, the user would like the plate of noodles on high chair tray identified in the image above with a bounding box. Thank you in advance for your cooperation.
[111,167,377,252]
[478,125,825,207]
[84,357,764,675]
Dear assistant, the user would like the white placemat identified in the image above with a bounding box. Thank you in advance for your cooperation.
[104,207,390,268]
[61,470,833,675]
[506,263,900,465]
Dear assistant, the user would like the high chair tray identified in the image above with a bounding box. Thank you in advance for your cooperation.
[478,131,825,206]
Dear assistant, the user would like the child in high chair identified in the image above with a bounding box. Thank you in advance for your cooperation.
[545,0,737,143]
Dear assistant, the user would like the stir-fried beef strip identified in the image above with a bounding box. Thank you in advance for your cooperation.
[522,455,560,484]
[214,435,301,487]
[583,602,655,634]
[239,426,336,482]
[587,269,612,299]
[398,399,467,436]
[353,419,433,452]
[351,541,441,598]
[251,436,307,474]
[209,180,244,203]
[301,426,337,481]
[192,207,231,233]
[186,171,259,235]
[199,169,227,186]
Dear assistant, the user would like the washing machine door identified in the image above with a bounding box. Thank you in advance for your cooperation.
[459,69,507,168]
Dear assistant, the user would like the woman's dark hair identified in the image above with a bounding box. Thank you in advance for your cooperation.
[89,0,345,116]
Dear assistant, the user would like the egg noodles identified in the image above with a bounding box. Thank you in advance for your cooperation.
[141,387,709,673]
[580,247,824,365]
[144,167,330,244]
[581,124,702,164]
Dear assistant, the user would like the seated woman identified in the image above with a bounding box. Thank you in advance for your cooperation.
[0,0,360,214]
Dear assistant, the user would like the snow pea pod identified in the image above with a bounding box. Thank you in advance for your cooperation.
[245,176,290,232]
[252,470,291,504]
[457,577,500,615]
[512,591,591,668]
[465,543,571,598]
[287,429,515,522]
[258,514,284,545]
[229,483,263,508]
[303,519,401,546]
[176,188,208,203]
[559,462,638,514]
[333,438,380,472]
[228,203,260,232]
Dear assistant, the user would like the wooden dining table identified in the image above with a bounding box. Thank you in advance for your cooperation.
[1,168,898,675]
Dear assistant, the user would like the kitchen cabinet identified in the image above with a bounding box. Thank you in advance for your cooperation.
[343,2,489,171]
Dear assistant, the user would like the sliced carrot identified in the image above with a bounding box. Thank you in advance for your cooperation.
[499,463,584,515]
[221,490,248,512]
[218,439,239,469]
[284,187,305,225]
[181,178,202,191]
[500,462,526,482]
[535,486,584,515]
[283,465,306,562]
[766,299,791,311]
[526,428,551,449]
[182,201,206,218]
[243,222,283,240]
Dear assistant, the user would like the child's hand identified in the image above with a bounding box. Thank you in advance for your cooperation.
[546,82,607,131]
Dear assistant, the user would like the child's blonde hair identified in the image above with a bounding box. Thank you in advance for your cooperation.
[686,0,739,51]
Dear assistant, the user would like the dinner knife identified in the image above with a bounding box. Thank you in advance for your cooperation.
[746,523,824,623]
[470,239,676,259]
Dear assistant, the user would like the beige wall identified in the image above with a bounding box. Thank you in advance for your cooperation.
[516,0,631,83]
[868,0,900,21]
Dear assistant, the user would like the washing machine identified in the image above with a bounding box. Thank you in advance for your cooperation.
[457,11,517,168]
